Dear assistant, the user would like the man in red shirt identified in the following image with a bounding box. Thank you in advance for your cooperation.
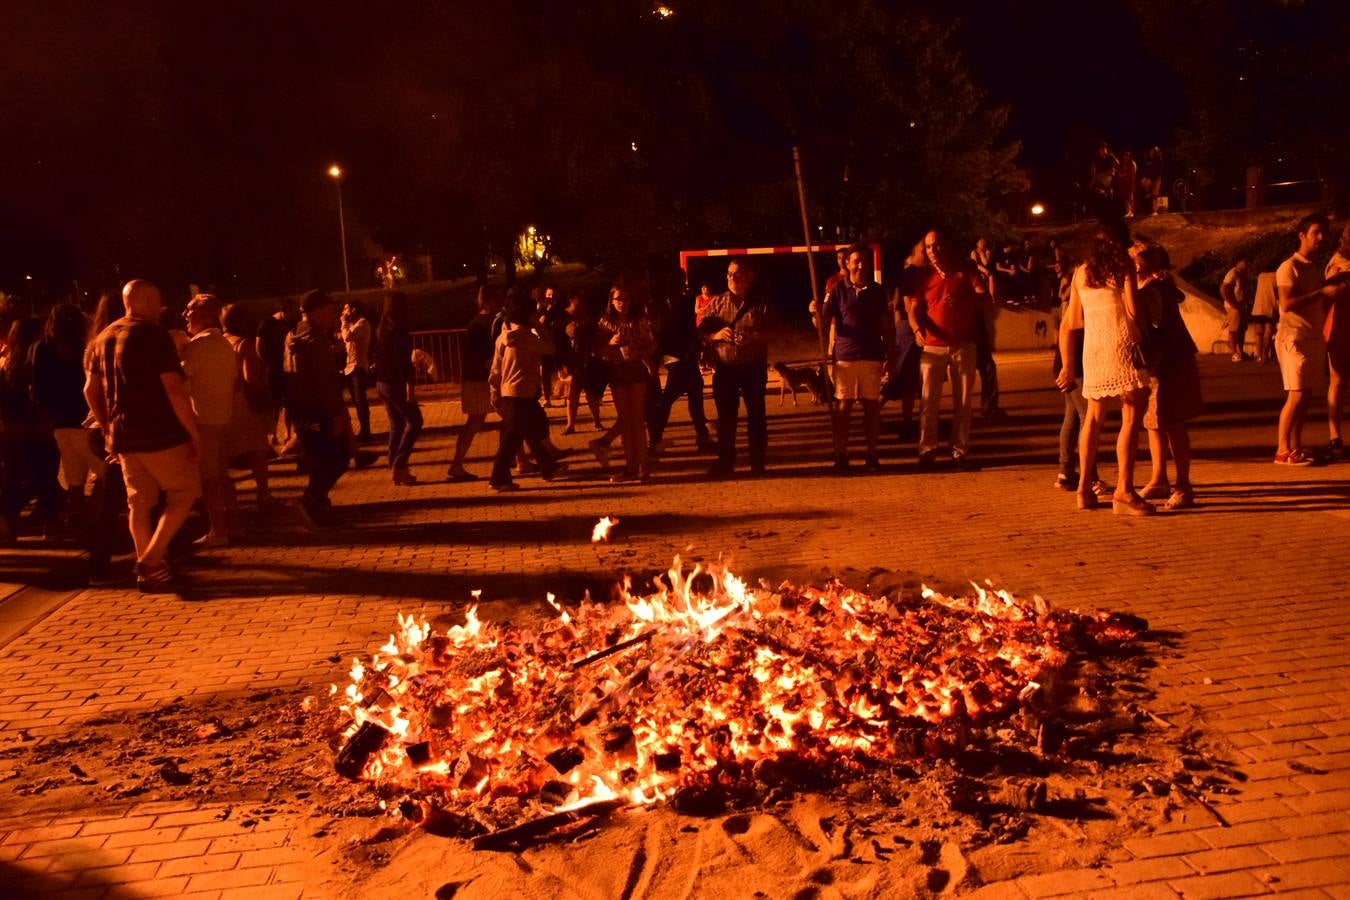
[905,230,987,467]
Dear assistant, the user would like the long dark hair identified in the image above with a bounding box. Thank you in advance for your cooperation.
[377,291,408,341]
[3,318,40,378]
[88,291,123,342]
[43,302,87,361]
[603,286,646,324]
[1084,219,1133,289]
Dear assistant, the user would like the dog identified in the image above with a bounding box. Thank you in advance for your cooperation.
[772,361,832,406]
[410,348,438,381]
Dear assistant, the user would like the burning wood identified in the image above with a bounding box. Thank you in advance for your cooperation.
[330,559,1143,835]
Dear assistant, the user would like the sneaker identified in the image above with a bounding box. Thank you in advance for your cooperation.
[589,439,610,469]
[293,496,320,531]
[296,494,343,530]
[136,561,178,594]
[1274,449,1314,466]
[1231,353,1243,362]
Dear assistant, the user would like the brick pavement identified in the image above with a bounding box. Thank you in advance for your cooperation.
[0,352,1347,898]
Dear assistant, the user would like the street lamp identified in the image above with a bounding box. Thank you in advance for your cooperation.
[328,164,351,293]
[1030,203,1046,218]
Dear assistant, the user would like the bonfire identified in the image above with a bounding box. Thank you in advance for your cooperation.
[330,552,1143,847]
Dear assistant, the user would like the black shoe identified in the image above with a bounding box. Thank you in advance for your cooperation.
[951,451,976,470]
[748,464,767,478]
[696,436,717,454]
[705,463,734,480]
[297,494,342,530]
[863,455,882,473]
[446,470,481,483]
[353,450,379,469]
[917,449,939,469]
[1055,472,1077,491]
[490,481,520,492]
[1330,438,1345,461]
[832,456,851,474]
[136,561,178,594]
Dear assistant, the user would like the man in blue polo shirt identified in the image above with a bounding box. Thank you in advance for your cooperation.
[822,245,894,472]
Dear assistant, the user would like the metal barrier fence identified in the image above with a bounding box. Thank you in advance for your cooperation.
[410,328,466,385]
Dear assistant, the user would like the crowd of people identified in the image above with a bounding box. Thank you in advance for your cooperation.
[1,213,1346,592]
[1088,142,1167,219]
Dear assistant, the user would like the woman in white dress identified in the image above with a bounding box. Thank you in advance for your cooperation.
[1056,222,1154,515]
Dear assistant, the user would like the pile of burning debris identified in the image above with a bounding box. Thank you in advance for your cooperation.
[331,555,1147,848]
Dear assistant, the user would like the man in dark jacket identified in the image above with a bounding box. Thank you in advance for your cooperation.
[285,290,350,527]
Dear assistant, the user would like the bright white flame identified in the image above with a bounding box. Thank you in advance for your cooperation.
[592,516,618,543]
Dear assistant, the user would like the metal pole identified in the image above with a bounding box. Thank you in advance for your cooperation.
[336,179,351,293]
[792,147,826,361]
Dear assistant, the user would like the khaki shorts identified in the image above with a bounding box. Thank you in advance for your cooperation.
[121,443,202,513]
[197,424,230,480]
[1276,332,1326,392]
[833,360,884,402]
[53,427,107,491]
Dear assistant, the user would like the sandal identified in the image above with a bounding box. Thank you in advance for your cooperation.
[1164,488,1195,511]
[1274,449,1314,466]
[1089,479,1112,498]
[1140,483,1171,500]
[1112,493,1156,517]
[1076,491,1100,511]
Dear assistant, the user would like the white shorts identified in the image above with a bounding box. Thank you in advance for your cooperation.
[1276,332,1326,392]
[833,360,883,402]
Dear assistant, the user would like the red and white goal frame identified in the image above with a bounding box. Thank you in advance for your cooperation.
[679,242,883,290]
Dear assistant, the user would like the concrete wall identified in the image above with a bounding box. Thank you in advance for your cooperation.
[990,277,1238,355]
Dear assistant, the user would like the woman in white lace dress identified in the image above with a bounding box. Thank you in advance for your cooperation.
[1056,222,1154,515]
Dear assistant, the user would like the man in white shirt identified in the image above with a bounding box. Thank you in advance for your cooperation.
[1220,253,1253,362]
[340,302,373,442]
[1273,214,1341,465]
[182,294,239,545]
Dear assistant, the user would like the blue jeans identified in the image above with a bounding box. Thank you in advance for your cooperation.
[377,382,423,468]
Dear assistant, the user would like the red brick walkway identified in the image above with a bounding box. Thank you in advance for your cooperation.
[1,353,1347,898]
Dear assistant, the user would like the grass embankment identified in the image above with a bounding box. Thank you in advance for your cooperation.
[1032,204,1330,299]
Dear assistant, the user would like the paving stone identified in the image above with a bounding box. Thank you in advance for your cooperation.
[0,357,1346,898]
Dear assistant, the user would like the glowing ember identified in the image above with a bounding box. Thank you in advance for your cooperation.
[591,516,618,543]
[330,559,1142,833]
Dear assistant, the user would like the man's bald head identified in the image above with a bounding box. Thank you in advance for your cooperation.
[122,280,164,321]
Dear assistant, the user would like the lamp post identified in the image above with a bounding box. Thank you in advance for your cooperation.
[328,164,351,293]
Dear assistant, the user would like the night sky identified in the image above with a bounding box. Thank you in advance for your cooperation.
[0,2,1272,299]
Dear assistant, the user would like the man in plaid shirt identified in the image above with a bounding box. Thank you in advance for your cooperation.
[85,280,202,593]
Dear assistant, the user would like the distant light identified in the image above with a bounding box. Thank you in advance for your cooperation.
[653,4,674,18]
[1030,203,1046,217]
[24,274,33,280]
[630,141,639,152]
[527,225,537,236]
[908,121,916,128]
[328,164,342,178]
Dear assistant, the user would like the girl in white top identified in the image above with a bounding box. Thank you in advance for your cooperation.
[1056,221,1154,516]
